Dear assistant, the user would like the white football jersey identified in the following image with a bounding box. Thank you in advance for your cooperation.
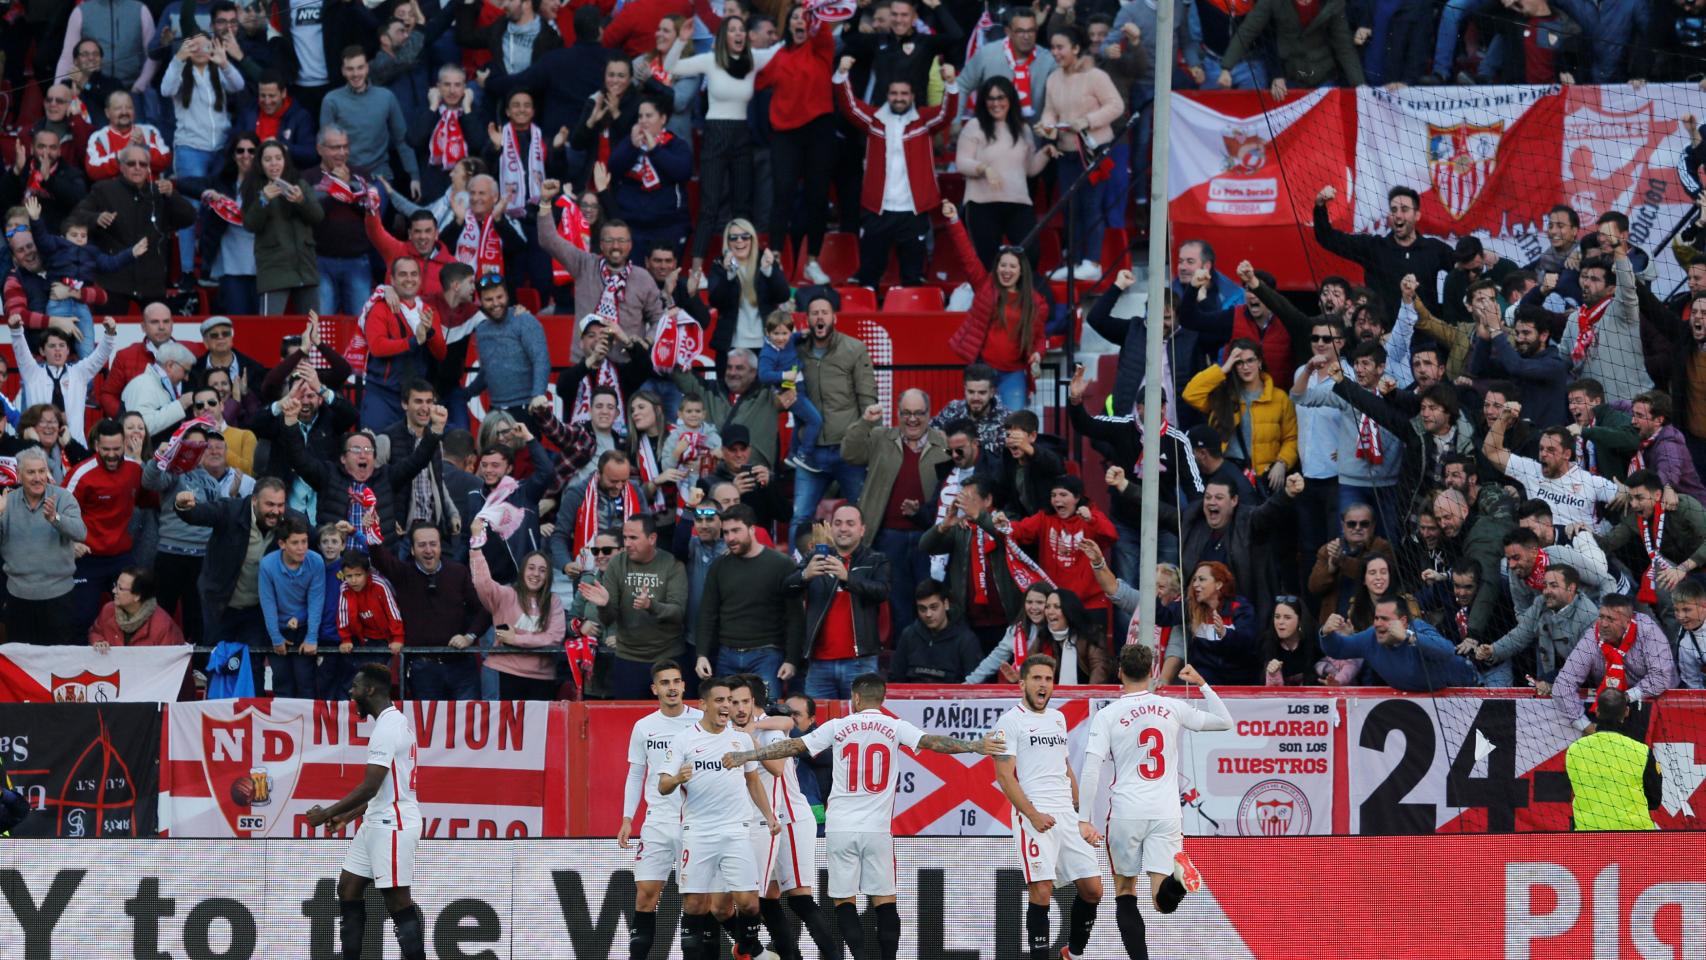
[1502,456,1617,529]
[800,710,925,833]
[628,706,705,823]
[365,705,421,828]
[994,706,1074,813]
[1081,689,1232,821]
[757,728,808,825]
[668,723,759,837]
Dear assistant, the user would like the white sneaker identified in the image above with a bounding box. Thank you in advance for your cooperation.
[1048,264,1071,282]
[1070,260,1103,282]
[804,260,831,285]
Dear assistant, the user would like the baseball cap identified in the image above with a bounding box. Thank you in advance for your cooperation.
[1187,424,1222,451]
[722,424,752,447]
[578,314,606,335]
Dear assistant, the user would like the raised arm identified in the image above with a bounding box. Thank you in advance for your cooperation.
[722,736,808,766]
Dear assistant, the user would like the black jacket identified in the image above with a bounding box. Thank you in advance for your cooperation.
[890,617,982,684]
[1160,486,1299,629]
[455,6,563,88]
[992,435,1067,518]
[1312,201,1455,322]
[266,0,377,86]
[176,493,301,619]
[919,512,1024,618]
[707,261,793,360]
[787,545,891,666]
[377,420,460,541]
[250,395,361,488]
[280,423,441,535]
[1085,284,1210,425]
[72,178,196,301]
[0,163,87,232]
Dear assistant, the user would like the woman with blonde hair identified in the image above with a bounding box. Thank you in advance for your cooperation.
[1155,560,1259,685]
[706,218,790,357]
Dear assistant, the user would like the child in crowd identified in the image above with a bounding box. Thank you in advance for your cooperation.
[23,197,146,355]
[758,312,823,474]
[663,395,722,478]
[332,549,404,696]
[313,522,348,698]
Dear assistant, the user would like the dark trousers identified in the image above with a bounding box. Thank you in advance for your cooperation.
[693,120,754,260]
[874,528,928,637]
[72,551,132,640]
[5,591,74,644]
[405,655,482,701]
[964,200,1040,270]
[771,115,837,258]
[606,654,677,700]
[318,649,390,700]
[209,603,269,647]
[154,551,205,643]
[497,671,559,701]
[855,210,929,287]
[1294,476,1340,569]
[270,626,318,698]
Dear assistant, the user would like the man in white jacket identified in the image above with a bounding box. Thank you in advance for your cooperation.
[9,314,115,443]
[120,340,197,438]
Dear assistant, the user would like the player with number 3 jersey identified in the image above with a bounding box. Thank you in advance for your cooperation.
[994,654,1104,960]
[721,671,1005,960]
[1078,646,1233,960]
[618,661,703,959]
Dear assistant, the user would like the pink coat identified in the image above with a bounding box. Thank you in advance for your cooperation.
[88,604,186,646]
[471,548,565,681]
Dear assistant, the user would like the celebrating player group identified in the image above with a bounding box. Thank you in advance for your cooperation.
[621,643,1235,959]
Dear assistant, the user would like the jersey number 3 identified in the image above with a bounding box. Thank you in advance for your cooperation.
[1136,728,1165,781]
[840,742,892,793]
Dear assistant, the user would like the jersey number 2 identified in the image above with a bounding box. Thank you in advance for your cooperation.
[841,742,892,793]
[1136,728,1165,781]
[408,744,419,792]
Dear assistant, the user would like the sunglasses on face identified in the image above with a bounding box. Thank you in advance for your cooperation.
[694,508,719,519]
[591,545,620,556]
[1310,334,1339,343]
[234,147,256,155]
[727,233,753,242]
[4,225,27,238]
[1344,519,1372,529]
[194,399,222,410]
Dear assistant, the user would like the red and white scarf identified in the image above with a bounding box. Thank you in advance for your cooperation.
[597,261,630,322]
[1570,296,1613,366]
[0,457,17,489]
[1355,413,1384,465]
[342,288,391,375]
[563,627,597,691]
[1004,40,1036,115]
[573,474,642,557]
[348,483,383,547]
[994,516,1054,592]
[549,194,591,284]
[1639,505,1667,604]
[455,213,505,278]
[498,122,544,216]
[650,308,703,373]
[632,434,670,512]
[1524,546,1550,592]
[320,170,380,214]
[24,163,53,198]
[1575,422,1599,474]
[629,131,676,189]
[202,190,244,225]
[1454,606,1468,642]
[1597,619,1640,694]
[1631,435,1656,473]
[428,106,468,170]
[155,417,215,475]
[1136,414,1169,476]
[572,357,625,429]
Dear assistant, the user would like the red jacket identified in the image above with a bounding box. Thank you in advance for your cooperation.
[98,339,203,418]
[88,603,185,646]
[835,76,957,215]
[757,25,835,132]
[1007,506,1118,609]
[338,577,406,645]
[1233,309,1295,391]
[363,296,447,389]
[601,0,691,56]
[945,218,1048,367]
[365,212,459,296]
[65,457,152,557]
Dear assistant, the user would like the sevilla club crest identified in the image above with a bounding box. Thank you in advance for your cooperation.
[1428,122,1503,220]
[1237,779,1312,836]
[1221,127,1267,175]
[199,702,305,836]
[52,671,119,702]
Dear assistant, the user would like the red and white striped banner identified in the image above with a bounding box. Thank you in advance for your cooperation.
[0,644,190,703]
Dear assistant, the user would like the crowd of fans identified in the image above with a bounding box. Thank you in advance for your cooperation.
[0,0,1700,726]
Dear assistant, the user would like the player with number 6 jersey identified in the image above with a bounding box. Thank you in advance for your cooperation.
[1078,646,1234,960]
[618,661,703,960]
[722,672,1006,960]
[994,654,1104,960]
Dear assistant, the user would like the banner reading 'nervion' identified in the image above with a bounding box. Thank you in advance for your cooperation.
[160,698,563,838]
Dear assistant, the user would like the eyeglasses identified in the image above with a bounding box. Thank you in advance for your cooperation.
[899,409,928,418]
[477,274,507,289]
[727,233,753,242]
[46,96,71,105]
[1274,594,1300,605]
[1310,334,1340,343]
[1233,357,1260,366]
[234,147,256,155]
[1343,519,1372,529]
[344,446,375,455]
[121,159,150,168]
[591,545,620,556]
[205,328,232,338]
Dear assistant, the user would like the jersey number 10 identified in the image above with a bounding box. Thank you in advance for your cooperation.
[840,742,893,793]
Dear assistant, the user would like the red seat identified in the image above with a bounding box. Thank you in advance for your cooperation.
[804,232,860,285]
[926,238,971,286]
[515,287,543,313]
[835,286,878,312]
[882,286,944,313]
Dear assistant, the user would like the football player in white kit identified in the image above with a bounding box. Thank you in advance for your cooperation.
[994,654,1104,960]
[660,676,782,960]
[1078,645,1233,960]
[617,661,703,959]
[729,675,835,960]
[305,663,426,960]
[722,671,1005,960]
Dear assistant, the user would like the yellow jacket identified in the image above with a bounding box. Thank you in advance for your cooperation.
[220,426,258,477]
[1182,365,1299,474]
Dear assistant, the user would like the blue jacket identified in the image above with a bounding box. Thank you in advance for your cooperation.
[1155,594,1261,685]
[1468,331,1570,429]
[32,225,135,283]
[471,308,551,409]
[234,100,319,171]
[1321,619,1480,690]
[319,557,344,645]
[759,336,803,388]
[205,642,256,699]
[607,136,693,230]
[259,551,327,646]
[1085,283,1211,426]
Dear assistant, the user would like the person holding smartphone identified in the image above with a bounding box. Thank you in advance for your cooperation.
[787,503,891,700]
